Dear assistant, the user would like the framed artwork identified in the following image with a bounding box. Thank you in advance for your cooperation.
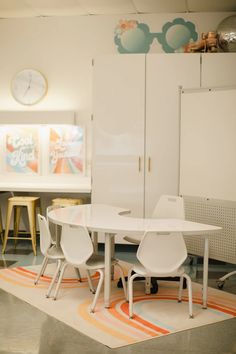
[49,125,84,174]
[5,125,39,174]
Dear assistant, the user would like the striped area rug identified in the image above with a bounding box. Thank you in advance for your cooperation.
[0,263,235,348]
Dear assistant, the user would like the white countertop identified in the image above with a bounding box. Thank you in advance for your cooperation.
[0,181,91,193]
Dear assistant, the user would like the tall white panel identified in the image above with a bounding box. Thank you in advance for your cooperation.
[92,55,145,217]
[201,53,236,87]
[145,54,201,217]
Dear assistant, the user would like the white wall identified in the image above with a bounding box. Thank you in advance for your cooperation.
[0,12,234,172]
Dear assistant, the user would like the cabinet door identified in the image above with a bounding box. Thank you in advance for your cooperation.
[92,55,145,217]
[145,54,201,217]
[202,53,236,87]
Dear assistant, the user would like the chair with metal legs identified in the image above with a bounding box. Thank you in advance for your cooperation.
[51,224,127,313]
[128,231,193,319]
[121,195,186,294]
[34,214,66,297]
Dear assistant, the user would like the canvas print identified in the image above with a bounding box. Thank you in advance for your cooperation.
[49,125,84,174]
[5,126,39,174]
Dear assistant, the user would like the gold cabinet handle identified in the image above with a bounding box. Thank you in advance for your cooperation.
[138,156,141,172]
[148,157,151,172]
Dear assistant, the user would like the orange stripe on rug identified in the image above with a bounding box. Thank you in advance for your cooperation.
[120,298,170,335]
[109,298,161,336]
[78,299,137,344]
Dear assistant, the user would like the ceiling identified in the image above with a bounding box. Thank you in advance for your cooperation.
[0,0,236,18]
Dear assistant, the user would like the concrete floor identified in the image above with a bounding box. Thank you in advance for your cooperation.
[0,240,236,354]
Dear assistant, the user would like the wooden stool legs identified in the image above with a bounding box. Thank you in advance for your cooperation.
[27,202,37,256]
[2,203,14,254]
[2,196,40,256]
[0,207,4,243]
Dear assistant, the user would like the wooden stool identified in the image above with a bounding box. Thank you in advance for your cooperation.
[2,196,41,256]
[51,198,84,207]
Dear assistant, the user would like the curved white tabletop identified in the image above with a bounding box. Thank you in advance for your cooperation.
[48,203,221,308]
[48,203,221,234]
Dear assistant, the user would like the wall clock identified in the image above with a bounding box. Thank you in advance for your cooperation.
[11,69,48,105]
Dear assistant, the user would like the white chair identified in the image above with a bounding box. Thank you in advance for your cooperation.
[46,204,62,245]
[34,214,65,298]
[46,205,82,282]
[128,231,193,319]
[52,224,127,312]
[122,195,185,294]
[124,195,185,244]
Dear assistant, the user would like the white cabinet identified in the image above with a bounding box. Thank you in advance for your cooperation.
[201,53,236,87]
[92,53,201,242]
[145,54,200,216]
[92,55,146,218]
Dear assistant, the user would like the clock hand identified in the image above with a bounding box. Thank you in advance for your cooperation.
[23,84,31,97]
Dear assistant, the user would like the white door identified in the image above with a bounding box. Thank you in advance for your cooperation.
[145,53,201,217]
[92,55,146,217]
[201,53,236,87]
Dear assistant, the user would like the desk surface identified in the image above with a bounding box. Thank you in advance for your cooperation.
[0,182,91,193]
[48,204,221,234]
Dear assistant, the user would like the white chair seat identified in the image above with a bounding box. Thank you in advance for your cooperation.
[124,235,142,244]
[46,245,65,259]
[132,261,185,278]
[86,254,118,269]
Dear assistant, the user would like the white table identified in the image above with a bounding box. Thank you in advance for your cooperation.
[48,203,221,308]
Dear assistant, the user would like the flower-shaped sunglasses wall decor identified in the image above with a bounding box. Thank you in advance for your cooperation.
[114,18,198,53]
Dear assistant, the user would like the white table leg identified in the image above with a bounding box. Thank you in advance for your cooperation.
[92,231,98,253]
[202,237,209,309]
[104,232,112,308]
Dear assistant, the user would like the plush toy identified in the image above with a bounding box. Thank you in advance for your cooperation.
[185,31,218,53]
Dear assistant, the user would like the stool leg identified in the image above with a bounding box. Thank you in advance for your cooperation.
[0,208,3,243]
[27,203,37,256]
[2,203,13,254]
[13,206,21,248]
[36,203,42,237]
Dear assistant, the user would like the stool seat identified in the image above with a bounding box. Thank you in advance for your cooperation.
[8,196,40,204]
[2,196,41,256]
[52,198,83,207]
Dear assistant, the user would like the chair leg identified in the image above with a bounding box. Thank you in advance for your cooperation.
[86,269,96,294]
[52,262,68,300]
[46,260,63,299]
[34,256,49,285]
[116,263,127,300]
[90,269,104,313]
[74,267,82,282]
[128,273,140,319]
[184,274,193,318]
[178,276,184,302]
[219,270,236,282]
[91,231,98,254]
[127,268,133,302]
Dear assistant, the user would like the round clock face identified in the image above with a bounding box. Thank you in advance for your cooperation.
[11,69,47,105]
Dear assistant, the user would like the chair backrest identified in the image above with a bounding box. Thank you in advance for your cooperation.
[37,214,52,256]
[152,195,185,220]
[60,224,94,266]
[137,231,187,274]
